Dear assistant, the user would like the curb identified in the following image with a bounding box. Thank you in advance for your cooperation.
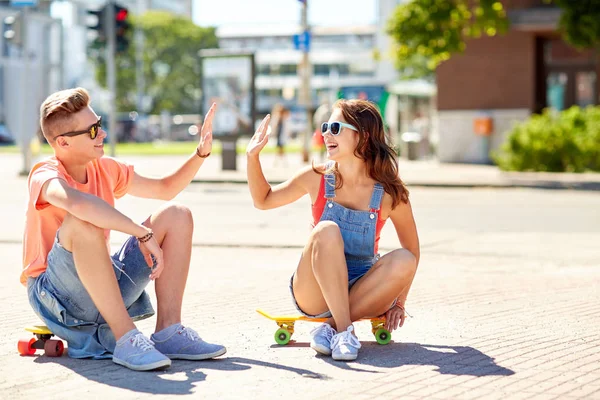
[190,178,600,191]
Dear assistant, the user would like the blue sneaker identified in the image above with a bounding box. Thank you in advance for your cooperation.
[151,324,226,360]
[112,329,171,371]
[331,325,361,361]
[310,323,337,356]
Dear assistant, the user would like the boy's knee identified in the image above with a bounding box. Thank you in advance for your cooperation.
[167,203,193,222]
[161,202,193,229]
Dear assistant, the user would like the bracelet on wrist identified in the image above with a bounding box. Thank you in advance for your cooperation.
[196,148,211,158]
[138,230,154,243]
[395,302,412,317]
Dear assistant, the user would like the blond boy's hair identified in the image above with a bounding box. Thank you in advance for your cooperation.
[39,87,90,141]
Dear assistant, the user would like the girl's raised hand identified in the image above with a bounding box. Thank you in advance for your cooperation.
[246,114,271,157]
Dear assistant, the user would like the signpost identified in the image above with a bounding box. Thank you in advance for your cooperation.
[293,30,310,52]
[9,0,38,7]
[297,0,312,162]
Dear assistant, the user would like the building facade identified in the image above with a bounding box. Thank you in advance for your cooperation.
[216,23,382,113]
[0,3,62,149]
[214,0,436,149]
[435,0,595,163]
[119,0,192,18]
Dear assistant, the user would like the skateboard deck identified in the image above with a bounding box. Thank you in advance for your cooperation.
[256,309,392,345]
[18,325,65,357]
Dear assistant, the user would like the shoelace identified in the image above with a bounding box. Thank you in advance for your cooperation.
[310,323,336,341]
[331,326,361,350]
[130,333,155,352]
[178,326,202,341]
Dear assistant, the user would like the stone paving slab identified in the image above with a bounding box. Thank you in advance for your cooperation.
[2,235,599,399]
[0,161,599,398]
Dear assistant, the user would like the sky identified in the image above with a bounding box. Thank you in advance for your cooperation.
[192,0,378,27]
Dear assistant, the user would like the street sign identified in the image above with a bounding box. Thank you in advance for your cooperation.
[293,30,310,52]
[10,0,38,7]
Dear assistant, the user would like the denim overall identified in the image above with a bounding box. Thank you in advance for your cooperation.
[321,170,384,280]
[290,168,384,317]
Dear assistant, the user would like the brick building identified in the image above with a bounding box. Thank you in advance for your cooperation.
[435,0,598,163]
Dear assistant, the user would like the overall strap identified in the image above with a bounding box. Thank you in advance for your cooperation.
[369,183,384,211]
[324,160,336,199]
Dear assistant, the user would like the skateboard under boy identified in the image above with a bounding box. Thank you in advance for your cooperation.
[256,309,392,345]
[18,325,65,357]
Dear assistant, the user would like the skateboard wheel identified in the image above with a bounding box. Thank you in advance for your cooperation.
[374,328,391,345]
[274,328,291,345]
[18,338,37,356]
[44,339,64,357]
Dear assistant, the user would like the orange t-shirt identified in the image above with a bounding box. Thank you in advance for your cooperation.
[21,156,134,285]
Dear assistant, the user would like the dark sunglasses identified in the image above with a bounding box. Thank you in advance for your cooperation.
[55,117,102,141]
[321,121,358,136]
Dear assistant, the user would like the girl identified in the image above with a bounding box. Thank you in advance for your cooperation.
[246,99,419,361]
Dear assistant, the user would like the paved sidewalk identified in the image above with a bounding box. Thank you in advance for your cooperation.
[1,156,599,399]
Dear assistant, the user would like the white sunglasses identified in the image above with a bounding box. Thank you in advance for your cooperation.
[321,121,358,136]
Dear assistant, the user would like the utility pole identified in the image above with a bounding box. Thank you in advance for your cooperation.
[299,0,312,162]
[16,7,31,175]
[105,0,117,156]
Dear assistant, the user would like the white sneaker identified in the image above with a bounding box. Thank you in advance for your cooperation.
[331,325,361,361]
[310,323,337,356]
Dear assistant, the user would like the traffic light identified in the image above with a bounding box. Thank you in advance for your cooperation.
[3,13,23,48]
[86,4,130,53]
[114,4,130,54]
[86,7,106,47]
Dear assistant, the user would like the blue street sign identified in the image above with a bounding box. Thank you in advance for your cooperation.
[10,0,38,7]
[293,30,311,52]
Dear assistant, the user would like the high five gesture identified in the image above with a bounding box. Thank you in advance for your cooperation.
[246,114,271,157]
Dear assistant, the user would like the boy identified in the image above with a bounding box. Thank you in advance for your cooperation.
[23,87,224,371]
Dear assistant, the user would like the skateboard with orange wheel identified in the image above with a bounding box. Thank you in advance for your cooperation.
[18,325,64,357]
[256,309,392,345]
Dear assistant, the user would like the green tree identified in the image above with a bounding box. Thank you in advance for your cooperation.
[552,0,600,49]
[386,0,508,78]
[387,0,600,78]
[91,11,218,114]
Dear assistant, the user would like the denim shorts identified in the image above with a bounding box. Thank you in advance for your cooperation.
[27,232,155,359]
[289,255,380,318]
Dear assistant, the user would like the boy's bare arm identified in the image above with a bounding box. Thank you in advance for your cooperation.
[127,153,207,201]
[40,178,149,238]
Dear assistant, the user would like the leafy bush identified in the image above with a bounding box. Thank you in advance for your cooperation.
[493,106,600,172]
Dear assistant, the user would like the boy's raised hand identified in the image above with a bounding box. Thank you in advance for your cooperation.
[246,114,271,157]
[197,102,217,157]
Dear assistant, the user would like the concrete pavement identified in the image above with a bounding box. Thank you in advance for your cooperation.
[0,154,599,399]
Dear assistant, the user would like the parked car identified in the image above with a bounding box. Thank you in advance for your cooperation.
[0,124,15,145]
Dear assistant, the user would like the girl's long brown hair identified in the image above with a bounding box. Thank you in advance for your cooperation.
[314,99,409,208]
